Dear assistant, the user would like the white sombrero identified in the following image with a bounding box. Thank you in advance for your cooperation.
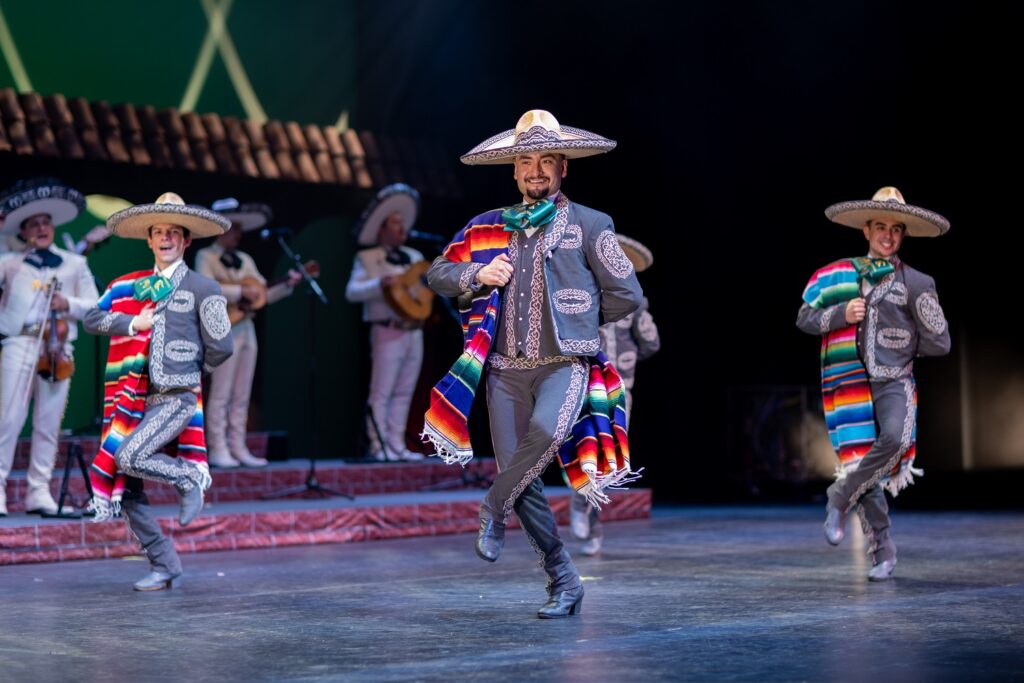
[460,109,617,165]
[0,177,85,234]
[354,183,419,247]
[825,186,949,237]
[617,234,653,272]
[211,197,273,232]
[108,192,230,240]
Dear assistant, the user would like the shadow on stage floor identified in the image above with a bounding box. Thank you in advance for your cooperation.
[1,505,1022,682]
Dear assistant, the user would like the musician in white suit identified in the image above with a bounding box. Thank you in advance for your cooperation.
[345,184,425,462]
[0,178,98,516]
[195,199,300,468]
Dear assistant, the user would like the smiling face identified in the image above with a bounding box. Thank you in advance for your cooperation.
[862,217,906,259]
[147,223,192,270]
[513,152,567,202]
[19,213,55,250]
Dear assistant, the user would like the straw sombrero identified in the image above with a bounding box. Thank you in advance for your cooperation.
[108,192,230,239]
[460,110,616,165]
[354,183,419,247]
[0,177,85,234]
[825,186,949,237]
[617,234,653,272]
[211,197,273,232]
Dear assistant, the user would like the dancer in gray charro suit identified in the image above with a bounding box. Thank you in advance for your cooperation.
[796,186,950,581]
[85,192,233,590]
[426,110,643,617]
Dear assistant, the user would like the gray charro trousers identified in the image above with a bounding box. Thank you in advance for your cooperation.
[121,477,183,575]
[483,358,588,593]
[827,378,916,563]
[114,390,208,493]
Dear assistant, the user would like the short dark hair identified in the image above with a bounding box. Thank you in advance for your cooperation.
[147,225,191,239]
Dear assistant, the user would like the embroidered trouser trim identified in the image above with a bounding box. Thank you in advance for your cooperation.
[121,477,182,575]
[827,378,915,559]
[113,390,205,492]
[483,358,587,592]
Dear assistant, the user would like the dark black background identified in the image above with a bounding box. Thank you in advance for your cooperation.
[354,1,1019,503]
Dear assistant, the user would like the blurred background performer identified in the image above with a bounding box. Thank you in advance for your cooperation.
[571,233,660,555]
[0,178,98,517]
[345,184,426,462]
[195,198,300,468]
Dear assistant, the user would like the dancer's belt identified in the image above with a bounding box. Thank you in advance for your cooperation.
[370,319,423,331]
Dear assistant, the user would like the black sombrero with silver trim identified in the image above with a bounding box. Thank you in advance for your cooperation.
[460,110,616,166]
[108,192,230,239]
[0,177,85,234]
[211,197,273,232]
[354,183,419,247]
[825,186,949,237]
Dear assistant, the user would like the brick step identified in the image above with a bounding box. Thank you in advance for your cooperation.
[0,487,652,565]
[1,459,498,513]
[9,431,290,472]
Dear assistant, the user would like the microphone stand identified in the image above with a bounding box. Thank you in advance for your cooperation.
[263,233,352,500]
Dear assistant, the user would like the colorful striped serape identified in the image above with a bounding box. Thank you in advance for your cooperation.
[802,258,919,494]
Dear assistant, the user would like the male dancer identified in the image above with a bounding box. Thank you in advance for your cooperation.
[425,110,642,617]
[85,192,232,590]
[797,186,950,581]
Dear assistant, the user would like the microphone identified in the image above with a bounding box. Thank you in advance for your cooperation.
[260,227,293,240]
[408,229,447,243]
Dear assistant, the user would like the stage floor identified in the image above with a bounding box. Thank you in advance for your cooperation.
[2,505,1022,682]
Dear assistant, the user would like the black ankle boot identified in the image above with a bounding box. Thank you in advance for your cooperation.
[538,585,584,619]
[475,518,505,562]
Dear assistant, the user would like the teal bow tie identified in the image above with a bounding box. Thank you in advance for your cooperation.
[501,199,556,232]
[852,257,896,285]
[133,274,173,302]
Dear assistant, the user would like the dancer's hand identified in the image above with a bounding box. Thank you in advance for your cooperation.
[133,305,155,332]
[476,254,513,287]
[845,297,866,324]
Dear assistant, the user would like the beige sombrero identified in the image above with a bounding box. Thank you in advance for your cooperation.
[460,109,616,165]
[617,234,653,272]
[108,192,230,239]
[0,177,85,234]
[211,197,273,232]
[825,186,949,237]
[353,183,419,247]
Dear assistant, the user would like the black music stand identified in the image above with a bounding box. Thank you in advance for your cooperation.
[41,441,95,519]
[262,232,353,501]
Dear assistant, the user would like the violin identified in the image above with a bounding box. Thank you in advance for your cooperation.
[36,278,75,382]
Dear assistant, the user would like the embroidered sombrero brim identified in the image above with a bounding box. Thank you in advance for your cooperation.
[825,200,949,237]
[460,126,617,165]
[354,183,419,246]
[108,203,231,239]
[1,181,85,234]
[617,234,653,272]
[221,203,273,232]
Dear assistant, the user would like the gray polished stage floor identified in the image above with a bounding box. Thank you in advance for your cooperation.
[2,505,1023,682]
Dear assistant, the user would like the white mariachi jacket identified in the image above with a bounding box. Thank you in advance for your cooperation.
[0,246,98,344]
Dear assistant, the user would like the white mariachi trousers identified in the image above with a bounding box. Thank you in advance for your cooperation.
[206,319,258,458]
[366,324,423,457]
[0,336,71,494]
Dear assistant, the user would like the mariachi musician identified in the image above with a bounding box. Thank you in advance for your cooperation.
[0,178,99,516]
[345,184,431,462]
[194,198,301,468]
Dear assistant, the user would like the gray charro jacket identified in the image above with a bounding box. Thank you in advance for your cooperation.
[796,257,951,380]
[85,263,233,391]
[427,194,643,357]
